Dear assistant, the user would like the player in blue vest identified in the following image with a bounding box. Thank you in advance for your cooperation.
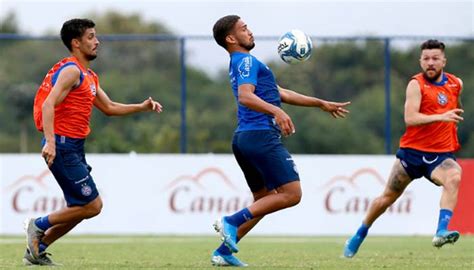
[211,15,350,266]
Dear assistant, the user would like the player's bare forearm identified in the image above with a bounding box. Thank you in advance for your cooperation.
[405,112,441,126]
[278,86,350,118]
[238,89,281,116]
[95,87,162,116]
[99,101,162,116]
[238,84,295,135]
[278,87,323,107]
[405,109,463,126]
[100,102,146,116]
[41,101,57,167]
[457,79,464,109]
[41,103,56,144]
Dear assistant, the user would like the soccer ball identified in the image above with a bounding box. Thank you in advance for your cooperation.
[277,30,313,64]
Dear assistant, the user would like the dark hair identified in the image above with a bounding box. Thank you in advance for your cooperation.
[420,39,445,52]
[213,15,240,49]
[60,18,96,51]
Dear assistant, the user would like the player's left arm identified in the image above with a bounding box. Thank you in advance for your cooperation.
[94,86,163,116]
[457,78,463,109]
[277,85,350,118]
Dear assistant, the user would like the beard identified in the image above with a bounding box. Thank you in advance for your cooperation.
[422,68,442,82]
[242,41,255,51]
[85,53,97,61]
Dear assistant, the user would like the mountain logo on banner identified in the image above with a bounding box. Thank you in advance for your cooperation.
[3,169,66,214]
[319,168,413,215]
[164,167,252,215]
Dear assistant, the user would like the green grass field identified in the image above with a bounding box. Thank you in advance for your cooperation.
[1,235,473,269]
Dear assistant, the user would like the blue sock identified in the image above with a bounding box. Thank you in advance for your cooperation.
[35,216,52,231]
[436,209,453,233]
[216,237,240,255]
[225,208,253,227]
[216,242,232,255]
[356,223,370,238]
[38,242,48,253]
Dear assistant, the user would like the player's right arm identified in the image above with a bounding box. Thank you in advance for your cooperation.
[404,79,464,127]
[41,66,80,166]
[238,84,295,136]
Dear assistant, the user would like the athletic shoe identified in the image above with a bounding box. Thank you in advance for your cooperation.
[22,248,37,265]
[432,230,460,248]
[23,248,61,266]
[211,250,248,267]
[24,218,44,259]
[213,217,239,253]
[343,234,366,258]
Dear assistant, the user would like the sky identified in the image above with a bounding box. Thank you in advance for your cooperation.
[0,0,473,74]
[1,0,472,36]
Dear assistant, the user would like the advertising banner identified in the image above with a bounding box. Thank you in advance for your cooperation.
[1,154,471,235]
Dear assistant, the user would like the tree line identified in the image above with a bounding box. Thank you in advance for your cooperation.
[0,11,473,156]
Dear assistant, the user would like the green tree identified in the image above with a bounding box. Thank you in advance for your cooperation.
[0,11,472,156]
[0,11,19,33]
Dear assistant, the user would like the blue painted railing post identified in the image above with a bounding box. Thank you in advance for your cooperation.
[384,38,391,154]
[180,37,187,153]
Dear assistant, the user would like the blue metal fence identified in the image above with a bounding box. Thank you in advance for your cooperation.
[384,38,391,154]
[1,34,472,153]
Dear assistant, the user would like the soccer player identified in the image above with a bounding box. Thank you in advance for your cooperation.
[211,15,350,266]
[24,18,163,266]
[343,39,464,258]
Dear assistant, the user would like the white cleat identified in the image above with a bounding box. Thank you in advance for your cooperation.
[432,230,460,248]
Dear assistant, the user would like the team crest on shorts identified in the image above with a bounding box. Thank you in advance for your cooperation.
[81,185,92,196]
[437,92,448,106]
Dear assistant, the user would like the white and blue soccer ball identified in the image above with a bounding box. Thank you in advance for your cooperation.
[277,29,313,64]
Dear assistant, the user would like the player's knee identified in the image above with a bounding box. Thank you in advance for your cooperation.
[286,190,302,207]
[90,199,103,217]
[83,198,103,218]
[374,194,397,209]
[445,170,462,191]
[293,192,302,206]
[253,188,276,201]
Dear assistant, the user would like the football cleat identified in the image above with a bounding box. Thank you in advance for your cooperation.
[213,217,239,253]
[343,234,366,258]
[22,248,37,266]
[432,230,460,248]
[24,218,44,259]
[211,250,248,267]
[23,248,61,266]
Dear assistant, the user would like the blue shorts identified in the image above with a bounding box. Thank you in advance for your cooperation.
[396,148,456,184]
[42,135,99,207]
[232,129,300,192]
